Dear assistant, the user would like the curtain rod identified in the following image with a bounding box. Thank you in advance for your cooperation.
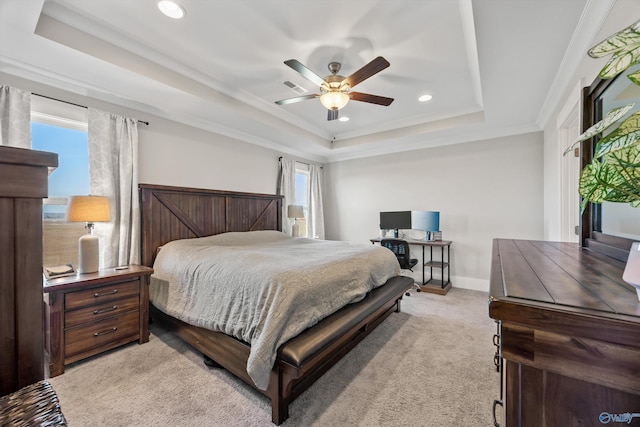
[278,156,322,168]
[33,93,150,126]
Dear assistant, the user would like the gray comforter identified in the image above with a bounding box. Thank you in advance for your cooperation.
[149,230,400,390]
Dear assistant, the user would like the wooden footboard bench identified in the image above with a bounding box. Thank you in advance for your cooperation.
[150,275,413,424]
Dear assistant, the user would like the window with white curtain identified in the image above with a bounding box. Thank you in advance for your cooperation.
[295,162,309,237]
[30,96,89,266]
[31,96,89,218]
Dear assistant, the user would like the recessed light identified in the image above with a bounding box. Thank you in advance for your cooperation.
[418,94,433,102]
[158,1,185,19]
[339,116,349,122]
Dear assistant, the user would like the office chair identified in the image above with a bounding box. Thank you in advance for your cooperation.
[380,238,421,296]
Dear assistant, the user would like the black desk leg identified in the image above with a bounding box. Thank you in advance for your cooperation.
[441,246,445,288]
[422,245,425,285]
[447,245,450,285]
[430,246,434,286]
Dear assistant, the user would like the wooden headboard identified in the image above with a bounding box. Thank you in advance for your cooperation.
[139,184,282,267]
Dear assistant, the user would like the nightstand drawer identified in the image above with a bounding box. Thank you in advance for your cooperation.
[65,311,139,358]
[64,295,140,328]
[65,280,140,310]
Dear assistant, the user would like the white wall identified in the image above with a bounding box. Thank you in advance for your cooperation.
[543,1,639,241]
[137,118,280,194]
[324,132,544,291]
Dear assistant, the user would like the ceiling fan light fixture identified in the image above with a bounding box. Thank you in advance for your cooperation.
[419,94,433,102]
[158,1,186,19]
[320,91,349,110]
[276,57,392,119]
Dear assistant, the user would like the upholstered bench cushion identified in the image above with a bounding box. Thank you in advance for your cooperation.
[278,276,412,368]
[0,381,67,427]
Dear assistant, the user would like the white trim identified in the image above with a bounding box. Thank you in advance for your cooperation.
[537,0,616,128]
[451,276,489,293]
[559,105,581,243]
[458,0,483,108]
[31,111,88,131]
[556,79,584,130]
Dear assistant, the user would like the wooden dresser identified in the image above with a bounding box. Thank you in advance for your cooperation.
[489,239,640,427]
[43,265,153,376]
[0,146,58,396]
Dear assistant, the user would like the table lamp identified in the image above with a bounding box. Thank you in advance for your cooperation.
[287,205,304,237]
[66,195,111,274]
[411,211,440,241]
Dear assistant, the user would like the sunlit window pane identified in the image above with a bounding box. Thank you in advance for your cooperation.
[32,122,89,218]
[295,168,309,237]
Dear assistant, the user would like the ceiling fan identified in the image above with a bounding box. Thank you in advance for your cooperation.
[275,56,394,121]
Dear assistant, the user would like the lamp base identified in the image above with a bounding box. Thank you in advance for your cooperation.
[78,233,99,274]
[292,221,300,237]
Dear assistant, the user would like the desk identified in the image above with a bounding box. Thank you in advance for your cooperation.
[371,238,452,295]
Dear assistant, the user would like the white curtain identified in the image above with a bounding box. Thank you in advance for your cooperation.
[88,108,140,268]
[277,156,296,235]
[0,85,31,148]
[308,164,325,239]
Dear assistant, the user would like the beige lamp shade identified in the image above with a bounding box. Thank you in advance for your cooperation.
[66,196,111,223]
[287,205,304,219]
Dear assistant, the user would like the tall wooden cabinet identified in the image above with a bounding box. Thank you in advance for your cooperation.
[0,146,58,396]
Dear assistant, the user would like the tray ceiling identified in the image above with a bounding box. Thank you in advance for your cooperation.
[0,0,611,162]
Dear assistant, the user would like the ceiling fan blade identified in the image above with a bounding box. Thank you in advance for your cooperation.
[349,92,394,106]
[275,94,319,106]
[344,56,390,88]
[327,109,339,121]
[284,59,326,87]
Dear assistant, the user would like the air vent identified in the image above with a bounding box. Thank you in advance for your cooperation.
[283,81,308,95]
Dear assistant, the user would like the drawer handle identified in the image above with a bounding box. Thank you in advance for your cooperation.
[93,305,118,315]
[492,399,503,427]
[94,327,117,337]
[94,289,118,298]
[493,333,500,347]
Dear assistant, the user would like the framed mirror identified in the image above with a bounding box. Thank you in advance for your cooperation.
[581,63,640,261]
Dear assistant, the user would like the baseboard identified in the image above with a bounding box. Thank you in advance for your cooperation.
[402,271,490,293]
[450,276,489,293]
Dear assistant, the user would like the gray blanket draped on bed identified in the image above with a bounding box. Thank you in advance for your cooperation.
[149,231,400,390]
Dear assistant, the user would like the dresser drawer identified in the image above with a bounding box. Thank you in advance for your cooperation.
[65,279,140,310]
[65,311,139,358]
[64,295,140,328]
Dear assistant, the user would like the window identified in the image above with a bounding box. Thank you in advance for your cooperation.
[294,163,309,237]
[31,96,89,266]
[32,122,89,218]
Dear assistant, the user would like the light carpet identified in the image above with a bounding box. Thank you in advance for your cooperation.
[49,287,499,426]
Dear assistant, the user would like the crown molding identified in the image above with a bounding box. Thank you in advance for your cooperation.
[536,0,616,129]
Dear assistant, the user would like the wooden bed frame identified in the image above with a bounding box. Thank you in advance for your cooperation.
[139,184,410,424]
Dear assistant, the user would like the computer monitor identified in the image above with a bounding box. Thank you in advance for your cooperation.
[379,211,412,230]
[411,210,440,240]
[411,211,439,231]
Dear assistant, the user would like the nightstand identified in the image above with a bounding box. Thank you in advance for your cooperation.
[43,265,153,377]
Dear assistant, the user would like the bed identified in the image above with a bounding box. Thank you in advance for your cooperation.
[140,184,413,424]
